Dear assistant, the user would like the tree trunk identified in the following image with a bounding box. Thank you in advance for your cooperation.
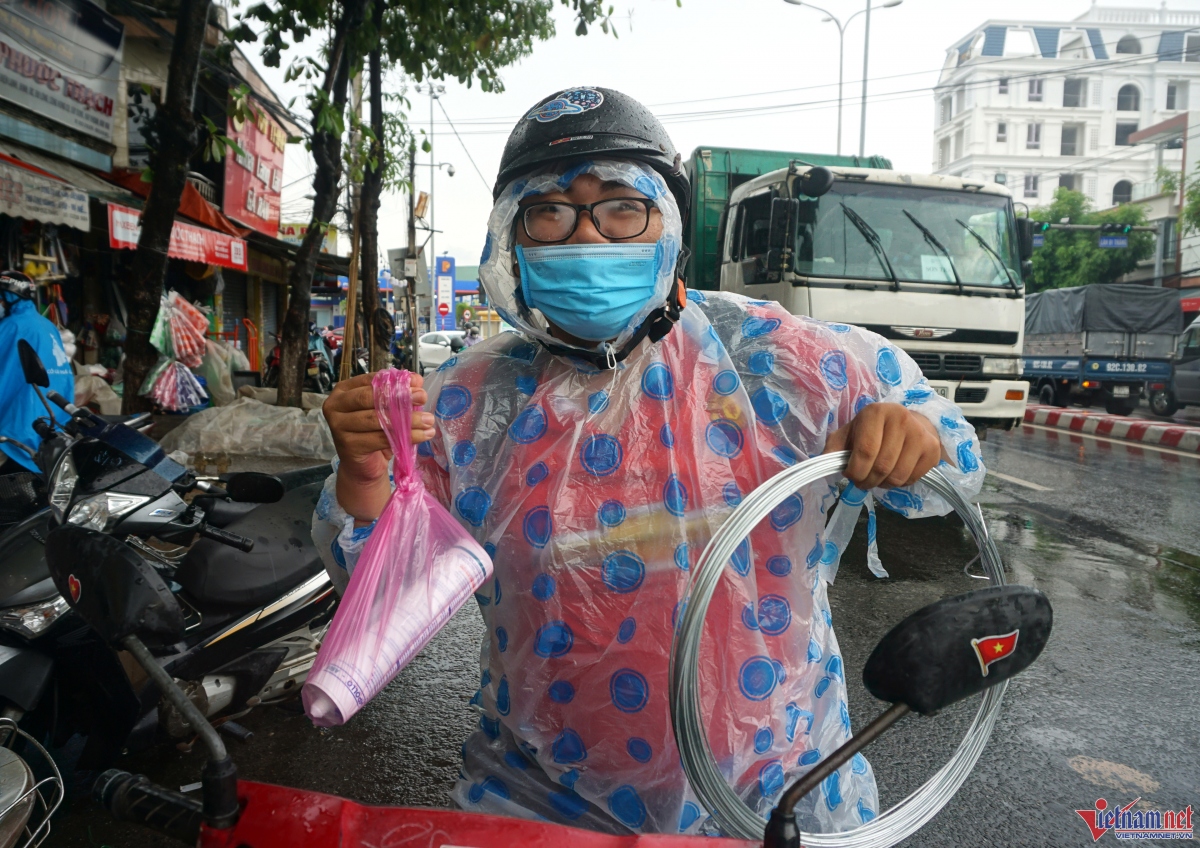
[360,0,387,372]
[120,0,211,413]
[276,0,367,407]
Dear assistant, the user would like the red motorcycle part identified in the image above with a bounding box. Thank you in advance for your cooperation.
[200,781,759,848]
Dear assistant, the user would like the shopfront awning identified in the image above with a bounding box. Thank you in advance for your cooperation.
[0,150,89,230]
[108,202,248,271]
[0,141,134,207]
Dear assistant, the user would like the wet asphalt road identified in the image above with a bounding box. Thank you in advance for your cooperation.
[52,423,1200,847]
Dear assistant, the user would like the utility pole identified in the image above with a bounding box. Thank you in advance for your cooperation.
[859,0,871,158]
[406,141,420,373]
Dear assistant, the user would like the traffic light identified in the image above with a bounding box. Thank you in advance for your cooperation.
[1121,223,1132,234]
[1099,222,1134,233]
[1035,222,1051,233]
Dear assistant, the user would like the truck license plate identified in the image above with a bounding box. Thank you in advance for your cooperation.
[934,386,949,398]
[1112,385,1130,397]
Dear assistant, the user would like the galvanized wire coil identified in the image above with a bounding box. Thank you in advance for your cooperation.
[669,451,1007,845]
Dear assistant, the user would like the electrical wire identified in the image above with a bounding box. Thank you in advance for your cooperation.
[435,98,497,194]
[670,451,1007,845]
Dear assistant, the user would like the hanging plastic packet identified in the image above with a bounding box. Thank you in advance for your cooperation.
[302,368,493,727]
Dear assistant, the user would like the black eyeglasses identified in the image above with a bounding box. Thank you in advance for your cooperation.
[520,198,657,243]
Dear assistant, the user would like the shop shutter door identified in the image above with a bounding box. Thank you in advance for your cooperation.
[222,272,247,345]
[261,282,279,340]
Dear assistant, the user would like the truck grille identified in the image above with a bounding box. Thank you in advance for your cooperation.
[955,387,988,404]
[909,353,942,375]
[943,354,983,374]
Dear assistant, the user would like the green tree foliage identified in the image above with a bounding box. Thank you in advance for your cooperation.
[1028,188,1155,293]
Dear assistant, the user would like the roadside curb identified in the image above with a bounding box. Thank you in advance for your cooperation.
[1024,405,1200,453]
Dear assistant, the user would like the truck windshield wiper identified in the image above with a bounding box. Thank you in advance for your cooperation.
[956,218,1021,296]
[903,209,963,294]
[840,202,900,291]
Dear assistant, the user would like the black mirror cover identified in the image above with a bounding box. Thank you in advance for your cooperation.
[225,472,285,504]
[765,197,799,281]
[863,585,1052,715]
[45,525,184,644]
[17,340,49,389]
[1016,218,1035,261]
[795,166,835,198]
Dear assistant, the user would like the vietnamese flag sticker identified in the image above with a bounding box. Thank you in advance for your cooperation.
[970,629,1019,677]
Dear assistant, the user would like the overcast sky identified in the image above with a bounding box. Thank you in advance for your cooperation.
[251,0,1173,270]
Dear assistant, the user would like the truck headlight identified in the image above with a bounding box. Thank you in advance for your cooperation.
[67,493,151,532]
[0,595,70,638]
[982,357,1022,376]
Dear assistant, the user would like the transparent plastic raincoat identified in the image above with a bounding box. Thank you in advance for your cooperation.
[312,160,986,836]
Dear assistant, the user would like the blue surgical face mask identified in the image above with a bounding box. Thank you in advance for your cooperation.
[515,243,660,342]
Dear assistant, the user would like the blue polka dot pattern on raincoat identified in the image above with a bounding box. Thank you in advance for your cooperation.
[313,228,983,836]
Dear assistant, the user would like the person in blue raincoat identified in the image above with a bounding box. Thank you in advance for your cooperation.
[315,88,985,836]
[0,271,73,472]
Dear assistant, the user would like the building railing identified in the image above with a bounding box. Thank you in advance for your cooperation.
[1131,177,1166,201]
[1084,8,1200,24]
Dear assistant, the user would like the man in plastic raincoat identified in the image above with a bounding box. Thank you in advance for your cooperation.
[0,271,73,472]
[315,88,985,836]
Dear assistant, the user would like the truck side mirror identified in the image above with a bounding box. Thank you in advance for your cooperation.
[1016,218,1035,261]
[795,166,834,198]
[765,197,799,282]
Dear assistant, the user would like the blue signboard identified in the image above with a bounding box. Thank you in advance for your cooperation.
[1098,236,1128,249]
[1031,234,1044,248]
[435,255,456,331]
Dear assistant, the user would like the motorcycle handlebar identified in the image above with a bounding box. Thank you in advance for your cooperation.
[198,523,255,553]
[94,769,202,845]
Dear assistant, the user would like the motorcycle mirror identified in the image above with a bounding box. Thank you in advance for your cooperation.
[224,472,285,504]
[45,525,184,644]
[764,586,1052,848]
[794,166,835,198]
[863,584,1052,714]
[17,340,49,388]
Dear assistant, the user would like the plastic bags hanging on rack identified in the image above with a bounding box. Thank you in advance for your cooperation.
[302,368,493,727]
[140,357,208,412]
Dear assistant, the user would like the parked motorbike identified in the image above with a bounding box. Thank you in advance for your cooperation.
[0,716,62,848]
[0,342,337,776]
[263,326,335,394]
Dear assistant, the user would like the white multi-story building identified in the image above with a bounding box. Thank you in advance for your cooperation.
[933,4,1200,213]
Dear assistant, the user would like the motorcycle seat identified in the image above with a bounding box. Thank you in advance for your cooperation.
[175,482,325,610]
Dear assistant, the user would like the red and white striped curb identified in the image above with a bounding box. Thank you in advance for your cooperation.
[1024,405,1200,452]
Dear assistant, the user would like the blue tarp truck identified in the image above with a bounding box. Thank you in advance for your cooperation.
[1023,284,1184,415]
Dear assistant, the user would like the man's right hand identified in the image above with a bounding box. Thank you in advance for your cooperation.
[322,372,435,523]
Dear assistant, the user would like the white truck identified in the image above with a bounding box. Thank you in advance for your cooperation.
[715,164,1031,433]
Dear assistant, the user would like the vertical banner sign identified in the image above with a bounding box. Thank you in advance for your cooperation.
[0,0,125,142]
[436,255,456,331]
[223,96,286,236]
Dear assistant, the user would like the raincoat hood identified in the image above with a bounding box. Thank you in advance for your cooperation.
[479,159,683,358]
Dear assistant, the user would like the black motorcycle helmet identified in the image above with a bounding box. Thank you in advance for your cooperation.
[494,88,690,369]
[494,87,691,233]
[0,270,35,301]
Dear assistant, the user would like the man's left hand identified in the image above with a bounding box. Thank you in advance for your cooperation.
[823,402,946,490]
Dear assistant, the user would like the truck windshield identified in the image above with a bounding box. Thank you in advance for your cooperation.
[793,181,1019,288]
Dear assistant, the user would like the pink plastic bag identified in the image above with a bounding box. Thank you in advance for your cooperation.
[302,368,492,726]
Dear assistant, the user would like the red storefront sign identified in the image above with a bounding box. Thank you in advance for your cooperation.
[223,96,286,236]
[108,203,248,270]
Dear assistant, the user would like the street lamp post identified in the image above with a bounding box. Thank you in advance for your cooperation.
[417,83,446,333]
[783,0,902,157]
